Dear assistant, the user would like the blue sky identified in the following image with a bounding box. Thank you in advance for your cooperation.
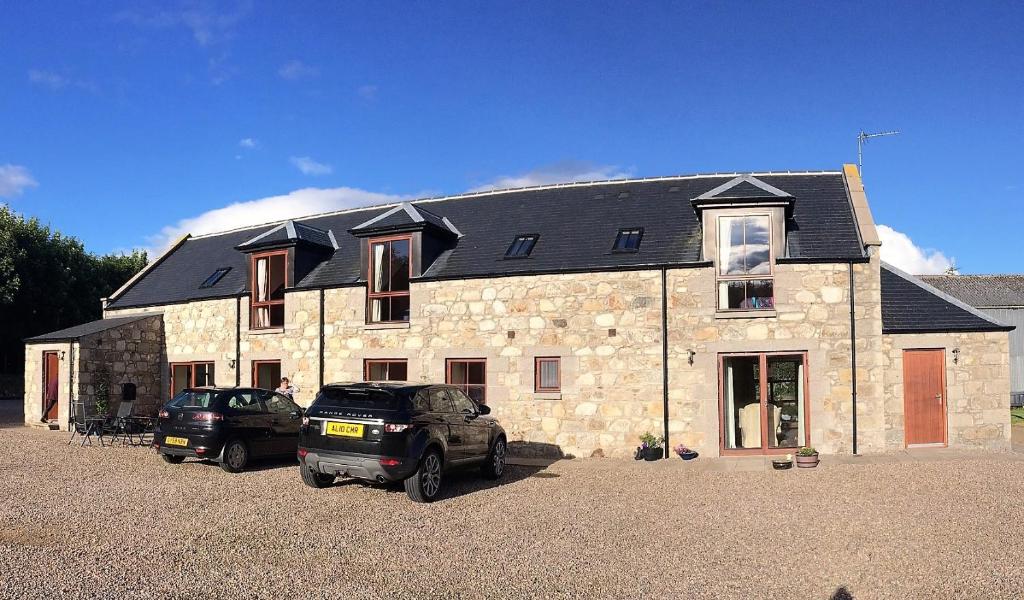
[1,1,1021,274]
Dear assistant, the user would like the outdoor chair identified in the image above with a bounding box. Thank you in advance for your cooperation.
[105,401,134,446]
[67,402,104,447]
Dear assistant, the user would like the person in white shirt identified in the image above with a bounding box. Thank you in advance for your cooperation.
[276,377,299,398]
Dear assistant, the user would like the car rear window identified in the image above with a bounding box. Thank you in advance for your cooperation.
[167,390,218,410]
[314,387,406,410]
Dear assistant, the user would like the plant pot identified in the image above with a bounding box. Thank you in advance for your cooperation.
[678,451,699,461]
[795,454,819,468]
[771,458,793,470]
[643,447,663,461]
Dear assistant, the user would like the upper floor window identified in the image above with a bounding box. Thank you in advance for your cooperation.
[505,234,538,258]
[717,215,773,310]
[368,236,411,323]
[613,228,643,252]
[252,251,286,328]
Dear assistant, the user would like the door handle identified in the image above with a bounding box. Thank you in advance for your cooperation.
[935,394,942,404]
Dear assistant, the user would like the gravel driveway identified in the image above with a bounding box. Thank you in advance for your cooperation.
[2,427,1023,599]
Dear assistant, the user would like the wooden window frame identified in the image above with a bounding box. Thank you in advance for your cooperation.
[251,360,282,390]
[445,358,487,404]
[717,351,810,456]
[716,213,774,311]
[367,234,413,324]
[250,250,288,329]
[364,359,409,382]
[534,357,561,393]
[169,361,216,399]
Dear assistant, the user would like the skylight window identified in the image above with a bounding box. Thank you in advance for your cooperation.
[612,228,643,252]
[199,267,231,289]
[505,234,538,258]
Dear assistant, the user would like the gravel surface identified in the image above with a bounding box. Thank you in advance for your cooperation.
[2,427,1024,599]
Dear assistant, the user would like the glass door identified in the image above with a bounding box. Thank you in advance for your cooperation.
[721,353,807,454]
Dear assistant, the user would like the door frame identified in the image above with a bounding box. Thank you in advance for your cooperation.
[718,351,811,456]
[902,348,948,448]
[42,350,60,421]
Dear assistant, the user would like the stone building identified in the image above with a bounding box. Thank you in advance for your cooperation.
[23,165,1014,457]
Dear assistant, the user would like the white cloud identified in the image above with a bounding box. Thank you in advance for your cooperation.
[290,156,332,176]
[357,84,378,100]
[878,224,955,275]
[238,137,258,149]
[146,186,407,256]
[278,60,318,81]
[28,69,68,90]
[114,2,250,47]
[0,165,38,198]
[468,161,633,193]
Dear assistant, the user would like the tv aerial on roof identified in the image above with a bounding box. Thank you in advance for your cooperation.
[857,130,900,177]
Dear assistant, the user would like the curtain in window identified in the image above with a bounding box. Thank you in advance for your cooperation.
[797,362,805,444]
[725,363,735,449]
[371,243,386,321]
[255,257,269,328]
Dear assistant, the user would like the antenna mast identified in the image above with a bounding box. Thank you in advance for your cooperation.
[857,130,900,176]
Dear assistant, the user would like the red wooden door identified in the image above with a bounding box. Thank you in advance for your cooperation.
[903,349,947,446]
[43,351,59,421]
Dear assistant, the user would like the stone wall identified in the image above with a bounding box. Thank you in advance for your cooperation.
[882,331,1011,450]
[75,315,164,418]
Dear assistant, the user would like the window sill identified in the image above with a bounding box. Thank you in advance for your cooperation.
[715,310,777,320]
[248,327,285,335]
[363,322,411,331]
[533,392,562,400]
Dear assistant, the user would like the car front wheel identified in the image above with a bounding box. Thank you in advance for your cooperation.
[405,449,443,503]
[219,440,249,473]
[481,437,507,480]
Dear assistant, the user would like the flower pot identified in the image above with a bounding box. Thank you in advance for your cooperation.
[795,454,819,468]
[771,458,793,470]
[643,447,663,461]
[678,451,699,461]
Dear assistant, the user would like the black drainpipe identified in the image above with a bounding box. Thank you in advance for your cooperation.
[67,343,75,429]
[849,262,858,455]
[235,296,241,387]
[318,288,326,390]
[661,268,670,459]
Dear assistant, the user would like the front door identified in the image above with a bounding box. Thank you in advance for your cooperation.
[903,349,947,446]
[43,351,59,421]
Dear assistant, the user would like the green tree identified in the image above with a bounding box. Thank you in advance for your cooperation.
[0,205,147,375]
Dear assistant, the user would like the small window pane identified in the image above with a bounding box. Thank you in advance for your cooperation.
[391,239,410,291]
[268,254,286,300]
[537,358,560,391]
[200,268,230,289]
[366,360,408,382]
[194,363,215,387]
[719,280,774,310]
[720,216,771,276]
[613,228,643,251]
[254,362,282,390]
[505,235,538,258]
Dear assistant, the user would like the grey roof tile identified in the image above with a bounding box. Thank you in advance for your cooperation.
[25,315,157,342]
[880,264,1013,333]
[918,274,1024,308]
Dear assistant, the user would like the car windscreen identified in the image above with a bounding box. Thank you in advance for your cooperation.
[166,390,218,410]
[313,387,405,411]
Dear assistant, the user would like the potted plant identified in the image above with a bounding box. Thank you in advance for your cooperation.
[796,446,819,468]
[636,433,664,461]
[673,443,699,460]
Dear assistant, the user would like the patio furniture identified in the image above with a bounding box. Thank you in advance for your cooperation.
[106,401,135,446]
[67,401,105,447]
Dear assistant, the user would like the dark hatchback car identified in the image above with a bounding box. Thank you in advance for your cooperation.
[154,387,304,473]
[298,383,507,502]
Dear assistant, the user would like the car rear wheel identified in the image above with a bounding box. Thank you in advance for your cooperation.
[219,440,249,473]
[161,454,185,465]
[300,466,335,489]
[481,437,507,480]
[405,449,443,503]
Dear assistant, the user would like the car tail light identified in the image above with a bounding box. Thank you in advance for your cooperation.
[384,424,410,433]
[152,443,160,449]
[195,448,206,455]
[379,458,401,467]
[298,448,308,458]
[158,409,169,419]
[191,411,223,422]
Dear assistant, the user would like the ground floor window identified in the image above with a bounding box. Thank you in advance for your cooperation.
[720,352,807,454]
[364,359,408,382]
[535,357,560,392]
[169,362,215,398]
[446,358,486,404]
[252,360,281,391]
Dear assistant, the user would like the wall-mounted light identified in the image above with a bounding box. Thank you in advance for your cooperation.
[952,348,960,365]
[686,349,696,366]
[228,359,237,369]
[58,350,66,361]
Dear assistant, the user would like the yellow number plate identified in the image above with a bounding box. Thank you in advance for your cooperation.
[165,436,189,447]
[325,422,364,438]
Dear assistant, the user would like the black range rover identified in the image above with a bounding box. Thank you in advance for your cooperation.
[298,383,507,502]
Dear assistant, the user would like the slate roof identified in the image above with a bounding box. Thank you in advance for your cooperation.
[108,172,866,309]
[918,274,1024,308]
[25,314,157,343]
[235,220,335,252]
[880,264,1013,334]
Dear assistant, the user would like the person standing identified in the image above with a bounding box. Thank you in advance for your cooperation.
[277,377,299,398]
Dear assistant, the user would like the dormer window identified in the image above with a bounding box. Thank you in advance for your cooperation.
[368,235,411,323]
[717,215,774,310]
[505,234,538,258]
[613,228,643,252]
[251,251,286,328]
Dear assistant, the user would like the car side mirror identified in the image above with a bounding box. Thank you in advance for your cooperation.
[477,404,491,415]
